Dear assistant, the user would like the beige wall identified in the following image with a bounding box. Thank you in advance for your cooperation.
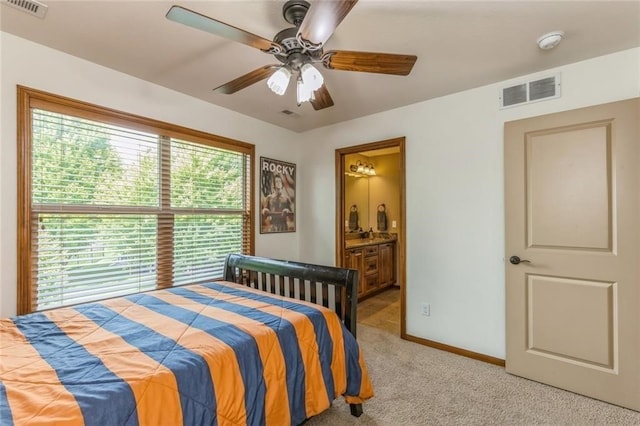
[299,48,640,359]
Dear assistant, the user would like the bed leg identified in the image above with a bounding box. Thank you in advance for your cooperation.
[349,403,363,417]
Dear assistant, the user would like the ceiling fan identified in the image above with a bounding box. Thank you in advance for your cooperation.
[166,0,417,111]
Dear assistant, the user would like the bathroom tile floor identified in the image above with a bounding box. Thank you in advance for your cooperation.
[357,286,400,334]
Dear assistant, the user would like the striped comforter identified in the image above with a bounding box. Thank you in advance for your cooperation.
[0,281,373,425]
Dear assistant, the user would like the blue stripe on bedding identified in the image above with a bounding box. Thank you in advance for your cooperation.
[76,303,217,426]
[343,331,363,396]
[202,281,339,400]
[0,382,13,426]
[129,293,267,426]
[168,286,307,424]
[206,281,366,398]
[12,313,140,426]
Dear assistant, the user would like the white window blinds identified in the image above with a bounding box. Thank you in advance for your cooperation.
[19,88,254,313]
[169,139,249,286]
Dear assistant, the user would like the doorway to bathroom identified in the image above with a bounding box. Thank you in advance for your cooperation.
[335,136,406,337]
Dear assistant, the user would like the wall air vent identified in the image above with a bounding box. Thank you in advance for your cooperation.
[501,83,527,107]
[1,0,48,18]
[499,73,561,109]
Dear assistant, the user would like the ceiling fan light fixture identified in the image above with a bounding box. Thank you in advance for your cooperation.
[297,75,315,106]
[296,75,315,104]
[267,67,292,95]
[300,63,324,91]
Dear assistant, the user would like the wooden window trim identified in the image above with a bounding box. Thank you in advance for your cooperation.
[17,85,255,314]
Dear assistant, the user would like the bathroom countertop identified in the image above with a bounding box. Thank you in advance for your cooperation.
[345,235,397,249]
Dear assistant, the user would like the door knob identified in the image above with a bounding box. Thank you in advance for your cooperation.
[509,255,531,265]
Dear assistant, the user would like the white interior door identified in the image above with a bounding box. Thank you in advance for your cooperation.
[504,98,639,411]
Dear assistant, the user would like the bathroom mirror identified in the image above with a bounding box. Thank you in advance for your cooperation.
[343,149,401,238]
[345,174,369,232]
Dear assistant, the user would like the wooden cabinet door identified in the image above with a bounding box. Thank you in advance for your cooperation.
[378,242,396,287]
[363,255,378,276]
[345,248,365,296]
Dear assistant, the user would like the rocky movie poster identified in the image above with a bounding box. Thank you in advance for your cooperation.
[260,157,296,233]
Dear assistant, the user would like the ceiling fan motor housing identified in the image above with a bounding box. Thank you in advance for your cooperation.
[273,27,323,68]
[283,0,310,26]
[278,0,323,67]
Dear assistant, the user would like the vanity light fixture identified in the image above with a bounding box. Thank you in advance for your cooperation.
[349,160,376,177]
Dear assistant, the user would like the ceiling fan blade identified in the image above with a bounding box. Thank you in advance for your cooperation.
[310,84,334,111]
[166,6,283,54]
[213,65,280,94]
[297,0,358,50]
[322,51,417,76]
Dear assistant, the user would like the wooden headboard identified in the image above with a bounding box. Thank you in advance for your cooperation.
[222,253,359,338]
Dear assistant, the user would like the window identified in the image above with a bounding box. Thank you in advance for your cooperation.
[17,87,254,314]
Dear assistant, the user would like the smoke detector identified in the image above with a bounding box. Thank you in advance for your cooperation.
[537,31,565,50]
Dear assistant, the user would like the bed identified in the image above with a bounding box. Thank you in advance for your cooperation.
[0,254,373,425]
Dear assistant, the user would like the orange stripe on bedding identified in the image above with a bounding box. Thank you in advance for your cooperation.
[190,284,331,417]
[150,291,291,426]
[273,296,374,404]
[42,308,183,426]
[211,282,374,406]
[212,282,351,399]
[0,318,84,425]
[100,297,248,426]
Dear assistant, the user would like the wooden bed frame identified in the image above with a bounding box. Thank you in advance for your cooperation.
[222,253,364,417]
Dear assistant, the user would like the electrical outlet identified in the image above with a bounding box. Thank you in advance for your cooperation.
[345,220,349,227]
[421,303,430,316]
[392,220,397,228]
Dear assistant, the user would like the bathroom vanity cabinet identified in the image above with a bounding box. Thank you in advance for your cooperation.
[344,239,396,299]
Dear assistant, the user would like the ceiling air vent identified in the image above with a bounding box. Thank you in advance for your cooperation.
[1,0,48,18]
[280,109,299,117]
[499,73,561,109]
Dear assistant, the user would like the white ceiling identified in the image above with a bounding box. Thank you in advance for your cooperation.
[2,0,639,133]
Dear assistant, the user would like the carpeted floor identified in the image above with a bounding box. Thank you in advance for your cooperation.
[307,288,640,425]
